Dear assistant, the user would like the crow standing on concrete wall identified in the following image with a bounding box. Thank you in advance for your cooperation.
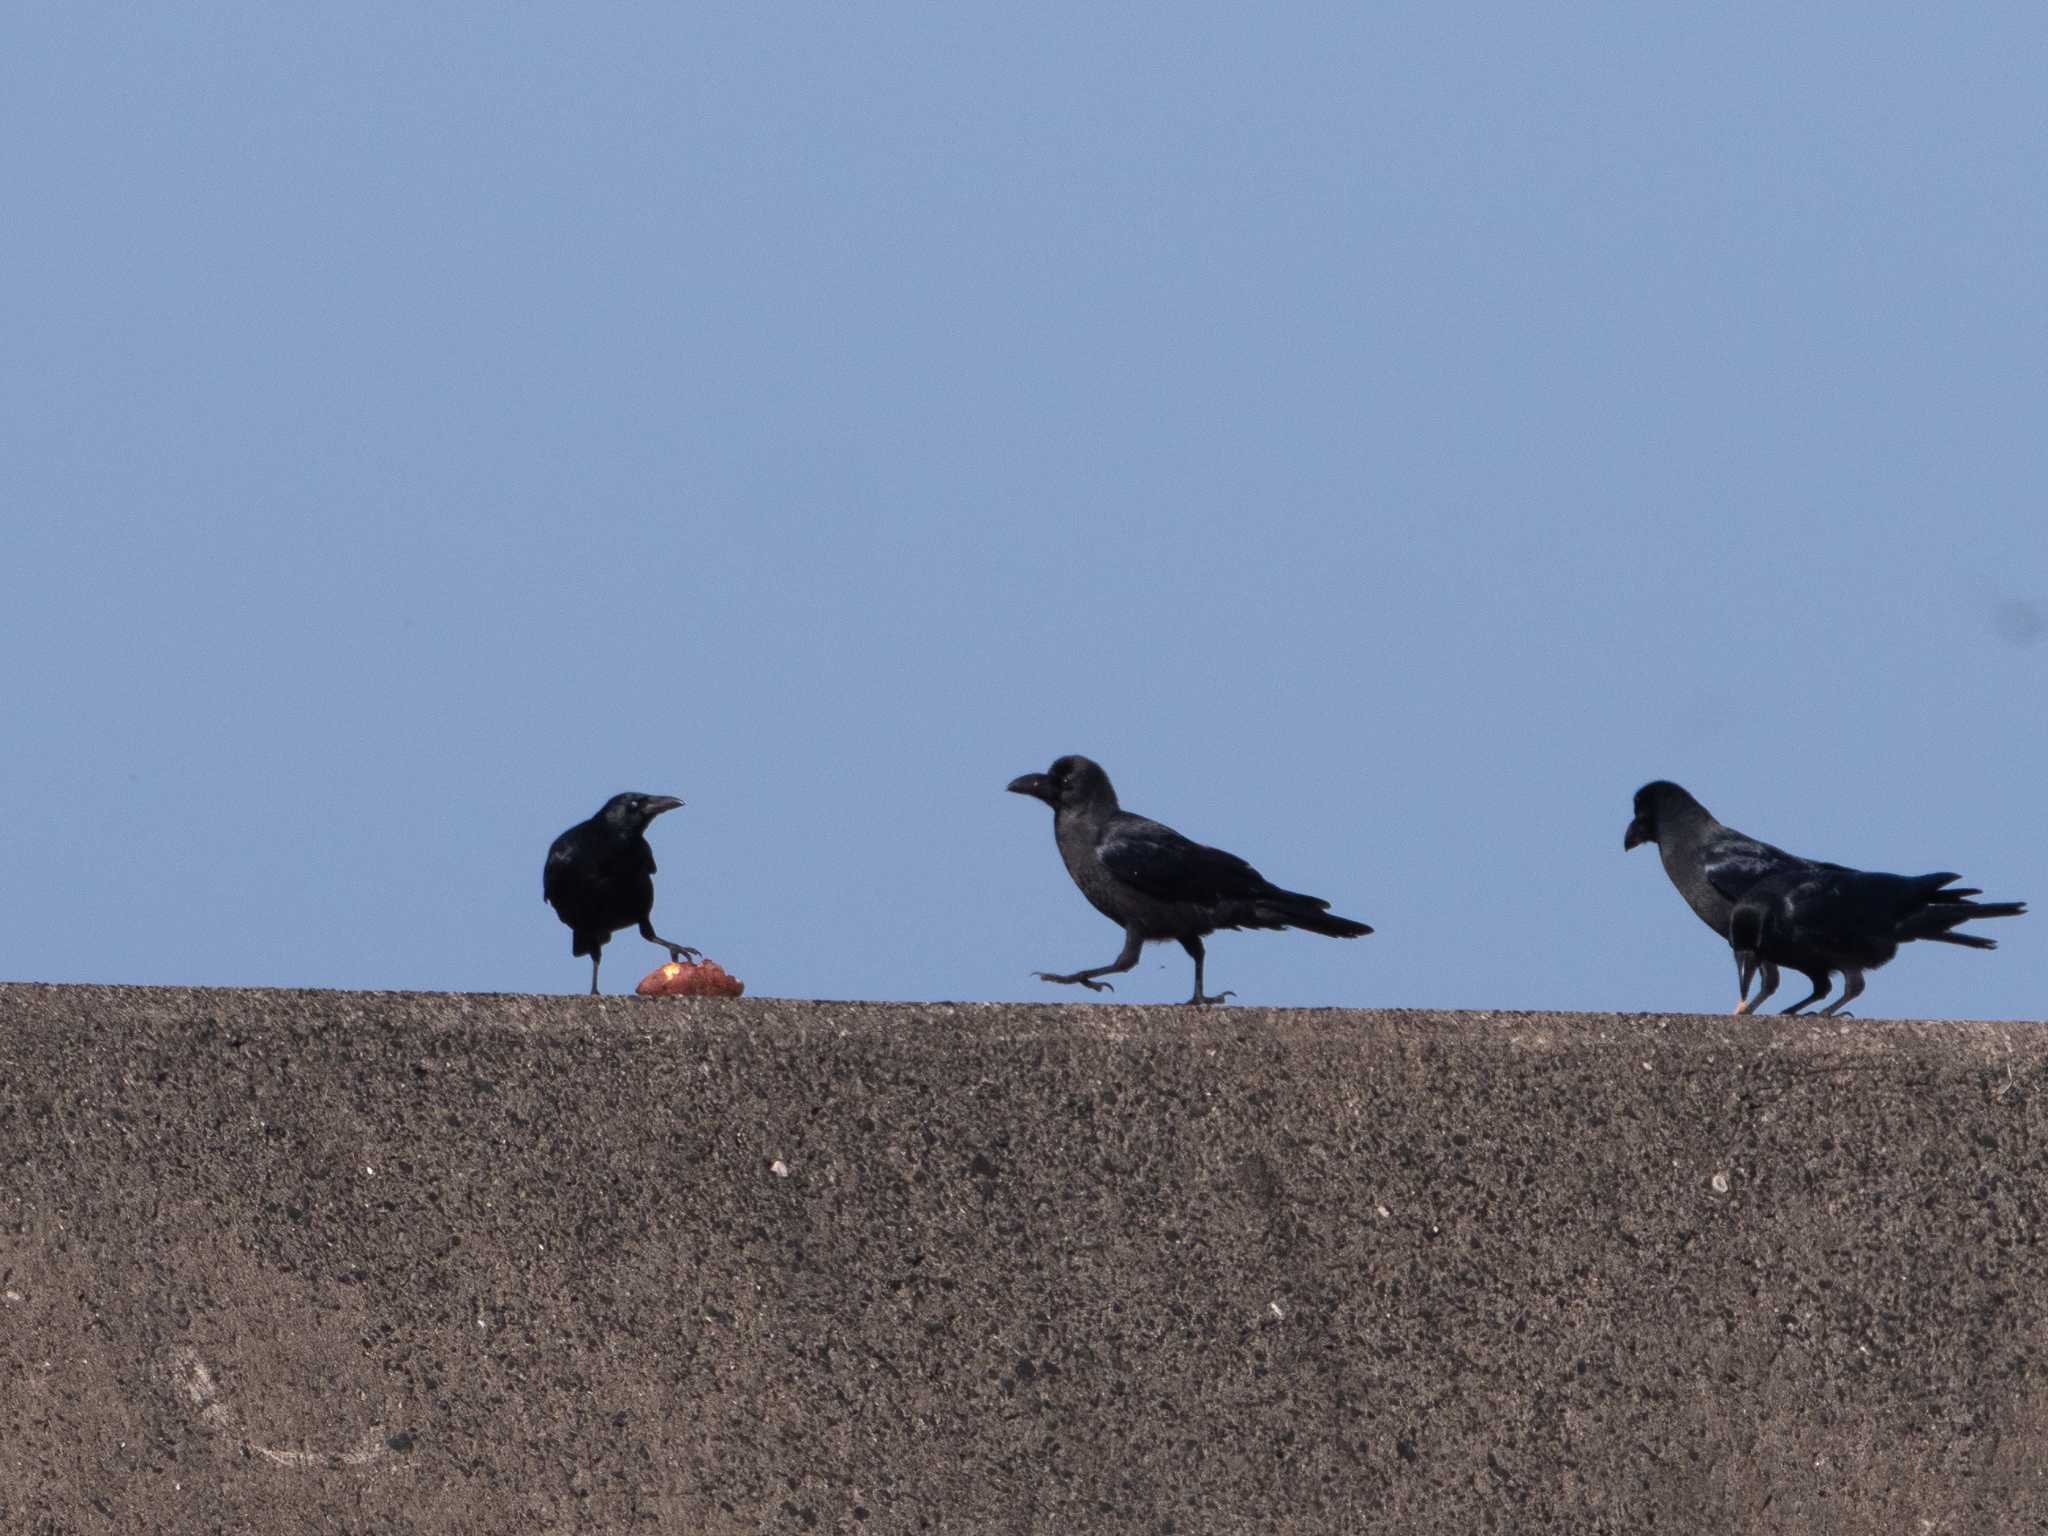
[1729,865,2024,1016]
[1625,779,2023,1012]
[544,793,699,995]
[1006,755,1372,1006]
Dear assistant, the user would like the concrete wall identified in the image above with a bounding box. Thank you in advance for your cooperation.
[3,983,2046,1533]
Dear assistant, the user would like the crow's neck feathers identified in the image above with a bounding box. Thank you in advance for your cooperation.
[1657,797,1728,858]
[1058,774,1122,831]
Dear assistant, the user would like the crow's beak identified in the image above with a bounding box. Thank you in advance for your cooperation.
[645,795,684,818]
[1735,949,1758,1002]
[1623,817,1648,851]
[1006,773,1054,804]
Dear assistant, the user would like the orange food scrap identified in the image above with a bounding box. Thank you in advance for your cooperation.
[635,958,744,998]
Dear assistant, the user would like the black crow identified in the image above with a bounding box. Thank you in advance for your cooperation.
[1730,865,2025,1016]
[1623,780,1820,939]
[544,792,699,995]
[1626,779,2025,1013]
[1006,754,1371,1005]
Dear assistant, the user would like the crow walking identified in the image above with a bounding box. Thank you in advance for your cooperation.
[544,792,699,995]
[1625,779,2023,1013]
[1007,755,1371,1005]
[1730,864,2024,1016]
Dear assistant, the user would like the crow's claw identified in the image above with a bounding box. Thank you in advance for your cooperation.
[1034,971,1113,993]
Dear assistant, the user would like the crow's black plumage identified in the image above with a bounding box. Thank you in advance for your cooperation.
[1626,779,2024,1013]
[1730,865,2025,1016]
[1006,755,1371,1005]
[543,792,699,994]
[1623,780,1821,939]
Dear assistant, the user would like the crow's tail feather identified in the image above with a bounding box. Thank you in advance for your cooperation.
[1299,910,1375,938]
[1898,897,2026,946]
[1259,889,1373,938]
[1922,931,1999,951]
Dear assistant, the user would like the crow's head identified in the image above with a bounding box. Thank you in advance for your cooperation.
[1625,780,1698,851]
[598,792,685,833]
[1007,755,1116,813]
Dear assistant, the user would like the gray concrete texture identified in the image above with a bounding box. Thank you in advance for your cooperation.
[3,983,2047,1533]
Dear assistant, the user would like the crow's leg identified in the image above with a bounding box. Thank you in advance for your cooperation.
[1735,960,1779,1015]
[589,951,603,996]
[639,919,703,964]
[1035,928,1143,994]
[1179,936,1235,1007]
[1819,968,1865,1018]
[1778,970,1833,1015]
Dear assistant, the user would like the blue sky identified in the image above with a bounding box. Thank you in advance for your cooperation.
[3,5,2041,1017]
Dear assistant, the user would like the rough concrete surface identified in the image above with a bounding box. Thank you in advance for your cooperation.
[3,984,2047,1534]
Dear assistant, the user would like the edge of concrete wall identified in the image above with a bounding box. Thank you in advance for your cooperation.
[4,984,2045,1534]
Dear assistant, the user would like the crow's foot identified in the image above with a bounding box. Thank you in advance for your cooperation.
[1186,990,1236,1007]
[1034,971,1113,993]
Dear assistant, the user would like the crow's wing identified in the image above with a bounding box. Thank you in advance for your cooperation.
[1776,872,1866,947]
[1814,869,1961,935]
[1700,832,1824,906]
[1773,867,1946,961]
[1099,815,1273,906]
[543,831,584,905]
[543,827,653,908]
